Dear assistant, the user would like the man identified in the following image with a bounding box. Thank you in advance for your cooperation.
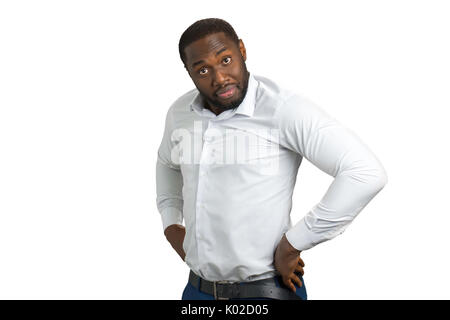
[156,18,387,300]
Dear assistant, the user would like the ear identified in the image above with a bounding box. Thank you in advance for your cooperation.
[238,39,247,61]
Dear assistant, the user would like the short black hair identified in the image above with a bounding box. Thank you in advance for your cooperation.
[178,18,240,67]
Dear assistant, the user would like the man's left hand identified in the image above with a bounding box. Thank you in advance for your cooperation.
[274,234,305,292]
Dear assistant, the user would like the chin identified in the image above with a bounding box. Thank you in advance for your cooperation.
[216,93,245,110]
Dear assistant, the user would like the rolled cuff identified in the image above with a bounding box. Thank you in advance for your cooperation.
[160,207,183,232]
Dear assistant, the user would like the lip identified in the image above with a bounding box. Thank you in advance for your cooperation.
[216,84,237,99]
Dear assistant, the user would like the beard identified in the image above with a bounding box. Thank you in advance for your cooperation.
[200,63,250,112]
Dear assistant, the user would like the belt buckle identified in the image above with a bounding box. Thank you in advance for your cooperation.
[213,280,232,300]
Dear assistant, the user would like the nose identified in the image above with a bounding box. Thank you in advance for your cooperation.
[212,69,227,86]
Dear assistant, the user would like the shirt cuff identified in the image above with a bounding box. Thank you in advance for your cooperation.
[285,218,326,251]
[160,207,183,232]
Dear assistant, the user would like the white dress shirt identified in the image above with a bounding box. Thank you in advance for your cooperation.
[156,73,387,282]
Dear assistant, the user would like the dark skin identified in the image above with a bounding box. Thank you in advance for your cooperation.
[164,32,305,292]
[164,224,186,261]
[183,32,249,115]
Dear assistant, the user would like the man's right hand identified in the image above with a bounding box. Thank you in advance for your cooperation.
[164,224,186,261]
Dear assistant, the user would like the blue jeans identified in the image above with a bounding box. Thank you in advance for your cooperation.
[181,273,307,300]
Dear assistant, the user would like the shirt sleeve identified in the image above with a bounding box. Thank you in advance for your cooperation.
[277,94,388,251]
[156,107,184,232]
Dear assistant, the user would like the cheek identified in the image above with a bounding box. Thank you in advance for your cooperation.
[230,60,245,79]
[231,61,242,73]
[196,82,214,96]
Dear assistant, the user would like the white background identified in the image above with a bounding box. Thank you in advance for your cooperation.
[1,0,449,299]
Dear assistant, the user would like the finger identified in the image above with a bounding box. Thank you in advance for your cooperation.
[288,279,296,292]
[298,256,305,267]
[291,274,303,288]
[283,277,296,292]
[295,265,304,275]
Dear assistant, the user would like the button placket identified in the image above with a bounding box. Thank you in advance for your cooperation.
[195,119,212,263]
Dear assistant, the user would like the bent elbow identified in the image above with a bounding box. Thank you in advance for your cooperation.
[343,161,388,195]
[369,165,388,194]
[377,170,388,191]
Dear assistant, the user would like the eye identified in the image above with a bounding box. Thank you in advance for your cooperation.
[199,67,208,75]
[223,57,232,64]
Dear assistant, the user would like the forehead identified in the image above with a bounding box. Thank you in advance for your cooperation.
[184,32,237,64]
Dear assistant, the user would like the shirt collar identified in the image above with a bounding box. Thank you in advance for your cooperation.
[189,72,258,118]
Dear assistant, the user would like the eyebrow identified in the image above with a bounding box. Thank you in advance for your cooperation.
[191,47,229,68]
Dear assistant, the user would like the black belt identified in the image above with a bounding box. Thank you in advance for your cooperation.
[188,271,302,300]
